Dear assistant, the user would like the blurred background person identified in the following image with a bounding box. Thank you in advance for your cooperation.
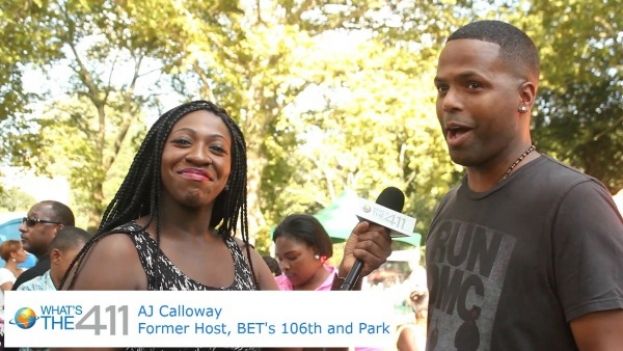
[18,226,90,291]
[396,289,428,351]
[15,200,75,289]
[273,214,335,291]
[273,214,384,351]
[0,240,27,290]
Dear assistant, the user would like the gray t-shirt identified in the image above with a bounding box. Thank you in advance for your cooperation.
[425,155,623,351]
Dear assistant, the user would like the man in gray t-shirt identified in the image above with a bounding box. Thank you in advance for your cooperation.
[427,20,623,350]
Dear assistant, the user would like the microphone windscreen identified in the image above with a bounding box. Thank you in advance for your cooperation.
[376,186,405,213]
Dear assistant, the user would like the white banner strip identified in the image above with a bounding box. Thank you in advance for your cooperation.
[4,290,396,348]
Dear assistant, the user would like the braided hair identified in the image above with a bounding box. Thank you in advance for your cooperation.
[65,100,255,288]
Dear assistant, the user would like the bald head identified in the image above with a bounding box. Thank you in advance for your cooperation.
[19,200,75,257]
[38,200,75,226]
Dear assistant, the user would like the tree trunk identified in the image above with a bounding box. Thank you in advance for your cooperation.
[245,140,267,246]
[86,175,106,233]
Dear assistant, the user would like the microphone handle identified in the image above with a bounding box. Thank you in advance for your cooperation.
[339,259,363,290]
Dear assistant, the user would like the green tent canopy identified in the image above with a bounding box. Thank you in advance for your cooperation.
[313,191,359,243]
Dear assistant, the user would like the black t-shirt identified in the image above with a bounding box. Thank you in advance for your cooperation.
[425,155,623,351]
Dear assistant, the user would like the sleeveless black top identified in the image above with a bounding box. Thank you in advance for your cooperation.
[117,221,258,351]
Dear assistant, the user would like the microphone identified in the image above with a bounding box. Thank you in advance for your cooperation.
[339,187,411,290]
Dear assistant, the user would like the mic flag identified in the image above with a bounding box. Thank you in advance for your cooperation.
[354,186,416,237]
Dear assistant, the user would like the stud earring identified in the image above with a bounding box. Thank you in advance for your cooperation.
[518,105,528,113]
[314,254,320,260]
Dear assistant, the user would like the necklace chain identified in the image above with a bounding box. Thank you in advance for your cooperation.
[501,145,536,181]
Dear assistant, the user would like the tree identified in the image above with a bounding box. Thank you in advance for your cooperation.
[31,96,146,230]
[0,186,36,212]
[0,0,66,191]
[535,77,623,193]
[0,0,209,228]
[526,0,623,193]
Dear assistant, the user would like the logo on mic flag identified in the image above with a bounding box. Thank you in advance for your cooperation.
[354,198,416,237]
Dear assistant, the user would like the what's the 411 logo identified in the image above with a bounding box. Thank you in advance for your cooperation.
[72,305,129,335]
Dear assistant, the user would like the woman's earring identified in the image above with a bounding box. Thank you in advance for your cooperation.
[314,254,320,260]
[518,105,528,112]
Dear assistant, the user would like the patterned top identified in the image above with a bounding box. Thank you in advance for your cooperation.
[17,269,55,291]
[116,221,258,351]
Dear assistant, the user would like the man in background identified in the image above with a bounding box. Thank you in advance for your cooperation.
[18,226,90,291]
[14,200,75,289]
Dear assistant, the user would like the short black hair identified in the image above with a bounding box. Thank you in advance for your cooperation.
[273,214,333,258]
[39,200,75,226]
[50,226,90,253]
[448,20,539,79]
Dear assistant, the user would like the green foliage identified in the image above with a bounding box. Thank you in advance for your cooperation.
[0,0,60,162]
[527,0,623,193]
[1,0,169,227]
[259,31,460,240]
[16,96,146,229]
[535,78,623,193]
[254,0,484,242]
[529,0,622,87]
[0,186,36,212]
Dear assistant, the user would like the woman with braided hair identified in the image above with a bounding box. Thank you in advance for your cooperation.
[62,100,392,350]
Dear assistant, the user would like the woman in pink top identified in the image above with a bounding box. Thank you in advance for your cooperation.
[273,214,335,291]
[273,214,382,351]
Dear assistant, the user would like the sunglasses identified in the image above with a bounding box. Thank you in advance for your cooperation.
[22,216,62,227]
